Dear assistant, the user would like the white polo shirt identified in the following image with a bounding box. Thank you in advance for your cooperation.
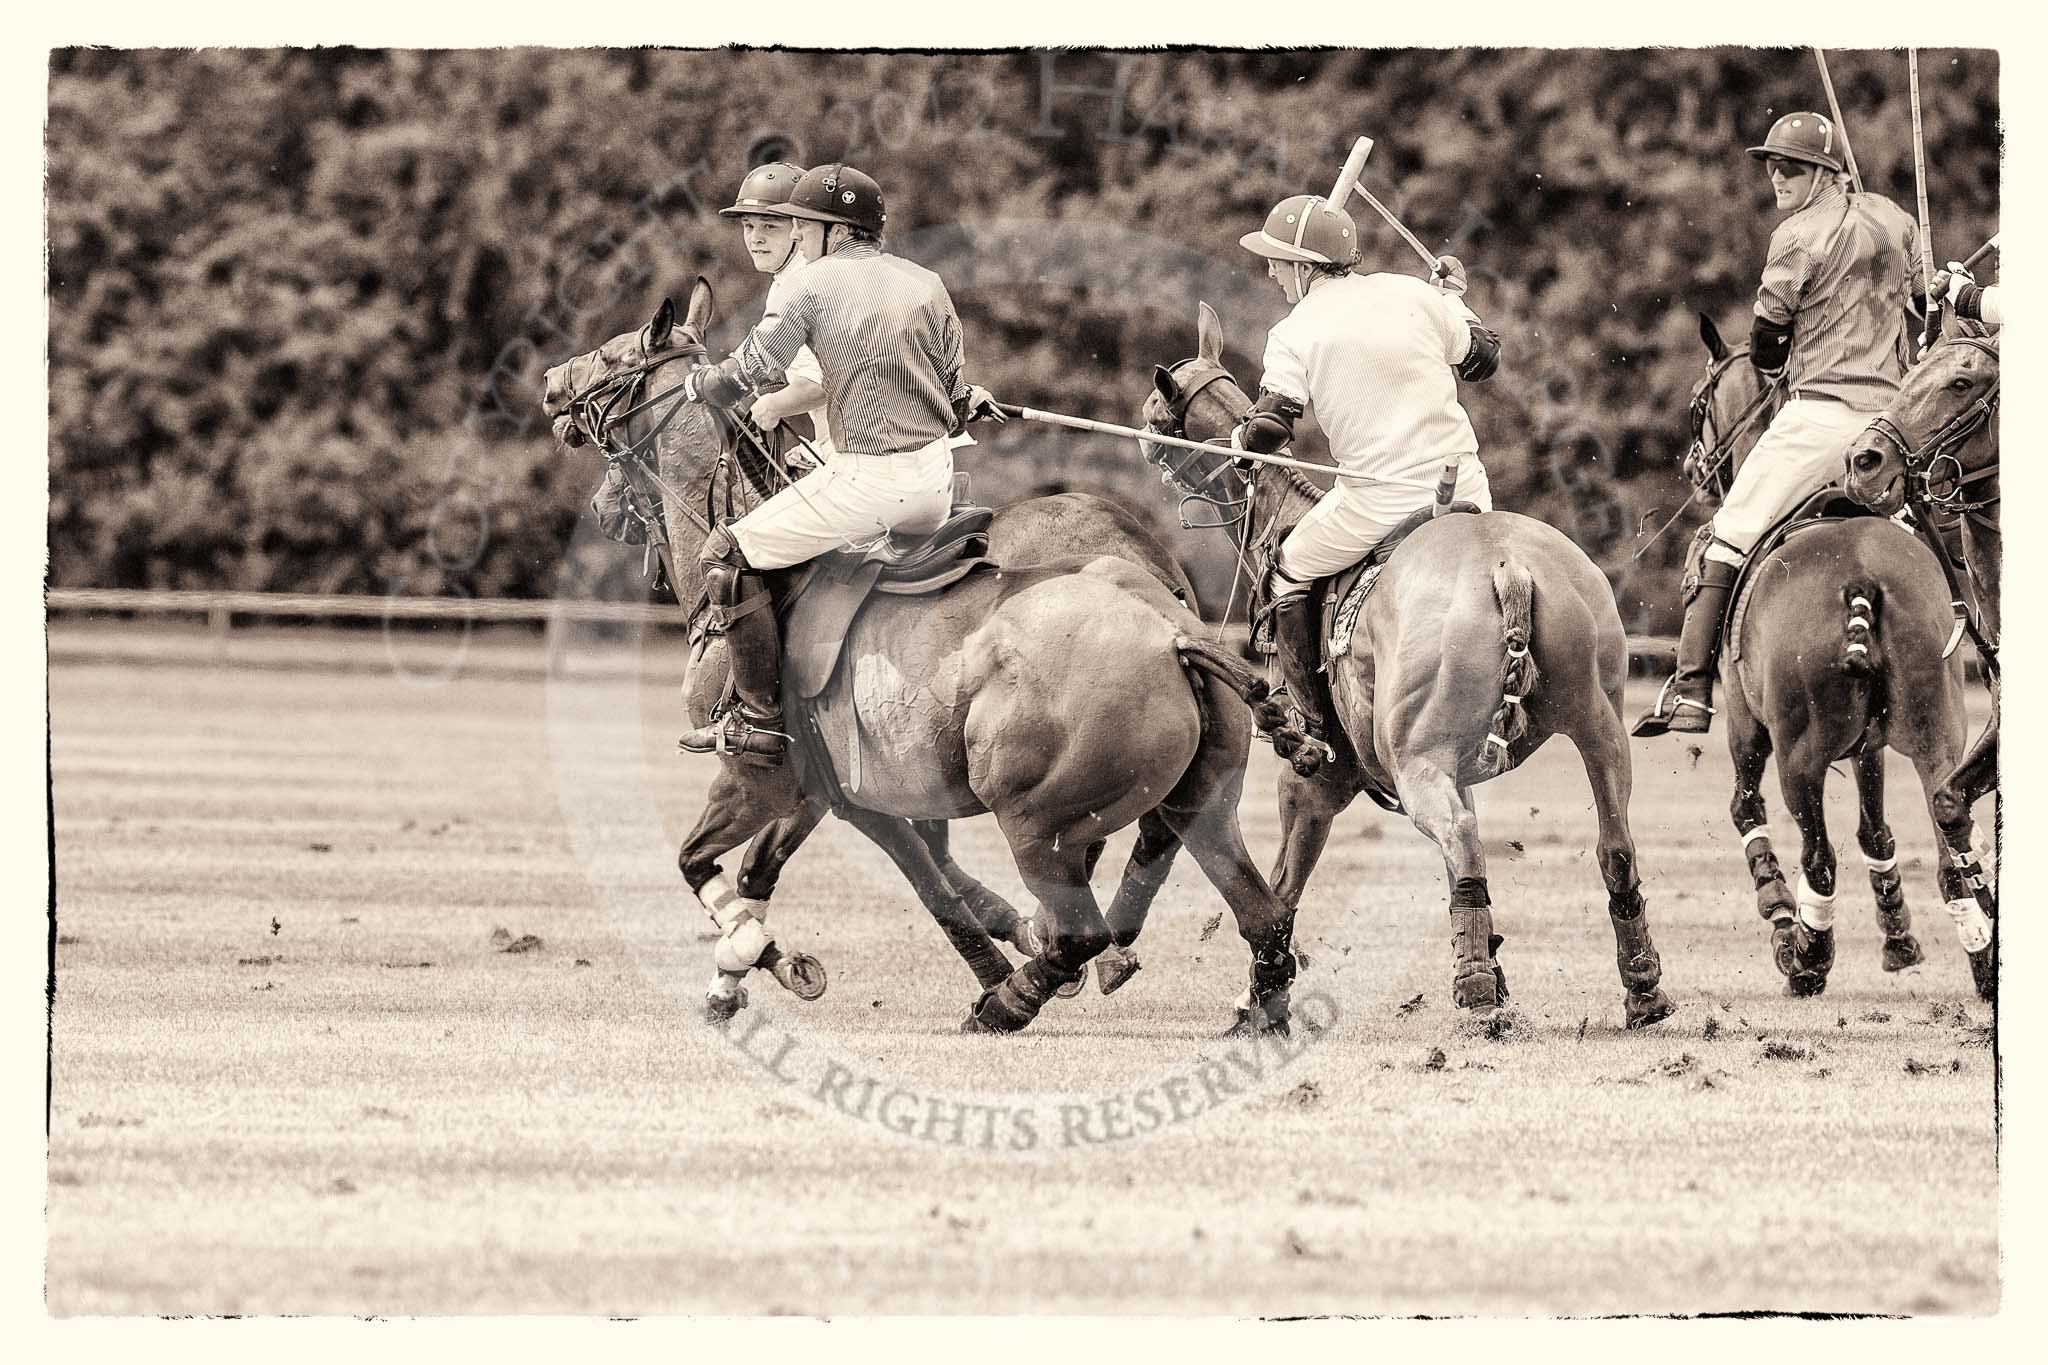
[1259,271,1482,516]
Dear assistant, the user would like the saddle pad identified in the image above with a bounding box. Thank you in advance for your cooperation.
[1326,561,1386,663]
[784,556,886,700]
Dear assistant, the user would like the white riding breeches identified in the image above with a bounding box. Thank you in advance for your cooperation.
[728,435,955,570]
[1705,399,1880,566]
[1273,455,1492,596]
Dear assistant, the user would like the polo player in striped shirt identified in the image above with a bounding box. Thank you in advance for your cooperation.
[679,162,1004,764]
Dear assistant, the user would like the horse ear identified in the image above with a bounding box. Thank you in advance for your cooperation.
[1196,301,1224,363]
[1699,313,1728,362]
[1153,365,1182,404]
[650,298,675,348]
[685,275,715,335]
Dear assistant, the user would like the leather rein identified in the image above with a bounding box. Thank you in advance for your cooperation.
[1687,346,1783,498]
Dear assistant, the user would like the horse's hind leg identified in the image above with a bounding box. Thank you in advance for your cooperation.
[963,832,1115,1034]
[1270,765,1361,912]
[1571,703,1675,1029]
[1397,757,1504,1015]
[1775,755,1840,997]
[1096,810,1182,995]
[1725,688,1797,930]
[1851,745,1924,973]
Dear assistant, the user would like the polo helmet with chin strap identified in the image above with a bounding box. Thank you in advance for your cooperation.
[718,161,808,218]
[1238,194,1362,267]
[1746,112,1846,175]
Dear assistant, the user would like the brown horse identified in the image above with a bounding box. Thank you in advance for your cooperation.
[542,282,1303,1034]
[1690,321,1990,998]
[1142,303,1674,1030]
[1844,333,2000,977]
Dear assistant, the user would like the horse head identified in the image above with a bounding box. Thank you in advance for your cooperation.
[539,277,717,455]
[1142,301,1322,546]
[1845,334,2000,518]
[1684,314,1778,501]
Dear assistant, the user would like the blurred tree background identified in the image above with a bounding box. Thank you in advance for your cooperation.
[46,47,1999,630]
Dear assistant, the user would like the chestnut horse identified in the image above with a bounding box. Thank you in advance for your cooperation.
[543,283,1302,1034]
[1141,303,1674,1030]
[1690,320,1989,998]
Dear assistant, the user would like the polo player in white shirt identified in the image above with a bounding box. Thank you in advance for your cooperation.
[718,162,835,460]
[1236,193,1503,773]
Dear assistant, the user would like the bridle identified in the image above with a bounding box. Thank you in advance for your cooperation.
[561,324,792,541]
[1686,346,1784,500]
[1144,356,1248,521]
[1861,335,2000,524]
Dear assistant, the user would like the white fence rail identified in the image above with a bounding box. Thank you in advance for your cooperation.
[45,586,1692,672]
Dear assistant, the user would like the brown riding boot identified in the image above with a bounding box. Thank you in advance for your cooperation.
[1632,558,1738,737]
[680,578,790,765]
[1271,593,1338,777]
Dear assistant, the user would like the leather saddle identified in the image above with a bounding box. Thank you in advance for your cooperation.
[778,504,998,702]
[1725,486,1882,664]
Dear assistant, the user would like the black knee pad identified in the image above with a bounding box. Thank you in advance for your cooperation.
[699,526,751,606]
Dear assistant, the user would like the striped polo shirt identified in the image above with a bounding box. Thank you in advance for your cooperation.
[732,240,970,455]
[1755,181,1922,406]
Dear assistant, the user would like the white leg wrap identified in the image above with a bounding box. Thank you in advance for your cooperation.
[1797,875,1836,932]
[1865,852,1898,875]
[698,873,775,972]
[714,917,774,973]
[1946,898,1993,954]
[1741,825,1774,852]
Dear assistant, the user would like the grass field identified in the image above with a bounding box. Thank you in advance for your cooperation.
[46,623,2000,1316]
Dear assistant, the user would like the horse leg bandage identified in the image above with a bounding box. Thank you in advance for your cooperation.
[698,872,776,972]
[1796,874,1836,933]
[1945,898,1993,954]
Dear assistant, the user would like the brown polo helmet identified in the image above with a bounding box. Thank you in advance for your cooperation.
[778,163,887,234]
[717,162,807,218]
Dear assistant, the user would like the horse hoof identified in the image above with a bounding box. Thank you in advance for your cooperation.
[1218,1007,1289,1039]
[1784,971,1829,998]
[1097,946,1142,995]
[1769,920,1799,978]
[769,951,828,1001]
[1881,934,1926,973]
[959,1010,1002,1034]
[703,987,749,1024]
[1452,967,1501,1013]
[1052,969,1087,1000]
[1625,989,1677,1030]
[1454,1005,1521,1040]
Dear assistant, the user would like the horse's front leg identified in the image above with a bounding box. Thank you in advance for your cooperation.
[840,808,1015,993]
[679,763,810,1022]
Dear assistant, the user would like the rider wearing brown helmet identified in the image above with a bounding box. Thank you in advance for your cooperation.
[678,163,1004,764]
[1634,111,1924,737]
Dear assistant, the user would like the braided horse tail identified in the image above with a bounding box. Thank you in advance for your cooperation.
[1477,559,1540,780]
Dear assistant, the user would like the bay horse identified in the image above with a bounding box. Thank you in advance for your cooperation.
[542,282,1303,1034]
[1141,302,1675,1030]
[1844,331,1999,995]
[1689,318,1990,998]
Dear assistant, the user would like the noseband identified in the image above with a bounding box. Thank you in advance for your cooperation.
[1863,335,2000,519]
[1144,357,1253,524]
